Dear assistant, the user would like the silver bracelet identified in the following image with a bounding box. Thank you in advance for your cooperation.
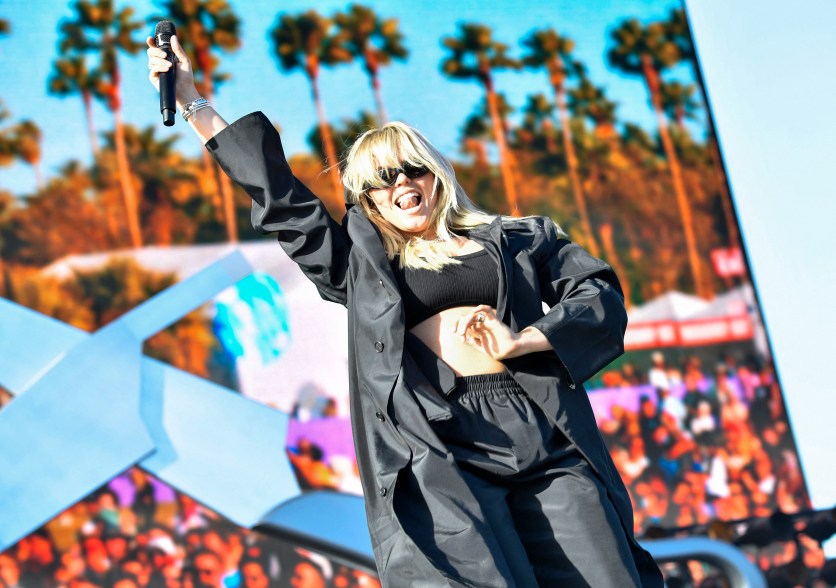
[181,97,210,121]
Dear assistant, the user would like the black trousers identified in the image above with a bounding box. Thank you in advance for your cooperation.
[427,372,644,588]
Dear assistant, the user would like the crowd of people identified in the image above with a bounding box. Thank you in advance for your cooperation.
[596,349,809,534]
[0,468,380,588]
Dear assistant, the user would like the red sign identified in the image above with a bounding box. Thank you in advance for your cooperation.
[624,315,754,350]
[711,247,746,277]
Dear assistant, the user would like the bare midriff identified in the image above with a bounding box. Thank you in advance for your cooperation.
[409,310,509,376]
[403,237,507,377]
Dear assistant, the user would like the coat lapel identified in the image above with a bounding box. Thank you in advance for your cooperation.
[345,206,401,292]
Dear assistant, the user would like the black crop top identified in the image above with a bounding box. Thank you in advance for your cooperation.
[391,249,500,330]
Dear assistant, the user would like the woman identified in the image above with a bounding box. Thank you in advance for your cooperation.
[147,35,663,588]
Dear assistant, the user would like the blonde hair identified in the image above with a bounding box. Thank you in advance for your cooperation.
[342,121,495,270]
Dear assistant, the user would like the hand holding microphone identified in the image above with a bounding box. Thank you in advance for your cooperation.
[147,21,200,125]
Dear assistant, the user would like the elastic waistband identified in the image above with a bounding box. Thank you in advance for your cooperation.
[453,371,525,396]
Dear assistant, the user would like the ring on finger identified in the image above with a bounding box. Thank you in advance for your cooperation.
[475,312,486,324]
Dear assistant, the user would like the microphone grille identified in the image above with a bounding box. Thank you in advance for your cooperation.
[155,20,176,43]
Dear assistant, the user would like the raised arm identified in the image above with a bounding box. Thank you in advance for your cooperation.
[146,35,351,306]
[146,35,228,142]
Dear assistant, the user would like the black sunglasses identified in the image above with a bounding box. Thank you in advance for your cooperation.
[364,162,430,191]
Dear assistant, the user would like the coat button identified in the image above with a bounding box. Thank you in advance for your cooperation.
[378,279,384,287]
[379,487,387,497]
[375,411,385,422]
[374,341,384,352]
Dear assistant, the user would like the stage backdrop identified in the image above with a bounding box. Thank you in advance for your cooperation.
[0,0,811,585]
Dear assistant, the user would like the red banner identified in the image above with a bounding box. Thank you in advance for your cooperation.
[624,315,754,350]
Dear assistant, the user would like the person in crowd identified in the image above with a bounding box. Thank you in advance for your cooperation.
[0,553,22,588]
[190,550,225,588]
[238,556,278,588]
[648,351,670,393]
[147,31,663,588]
[289,558,328,588]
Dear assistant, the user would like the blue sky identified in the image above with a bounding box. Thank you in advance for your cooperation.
[1,0,688,194]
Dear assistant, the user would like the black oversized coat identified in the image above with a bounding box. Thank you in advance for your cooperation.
[207,112,661,587]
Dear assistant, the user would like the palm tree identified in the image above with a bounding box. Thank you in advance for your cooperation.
[441,23,521,214]
[60,0,145,249]
[460,113,490,170]
[106,125,201,245]
[521,28,599,256]
[306,110,378,163]
[665,8,740,252]
[13,121,44,190]
[518,93,558,155]
[334,5,407,123]
[568,76,618,143]
[270,10,351,215]
[153,0,242,242]
[608,18,707,298]
[660,81,699,130]
[47,55,103,157]
[0,106,45,191]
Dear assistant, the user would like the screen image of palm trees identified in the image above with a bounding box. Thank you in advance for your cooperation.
[55,0,145,249]
[151,0,242,243]
[334,5,407,125]
[608,18,707,298]
[270,10,350,216]
[441,23,521,215]
[521,28,599,259]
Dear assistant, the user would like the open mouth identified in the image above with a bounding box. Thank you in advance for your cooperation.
[395,191,422,211]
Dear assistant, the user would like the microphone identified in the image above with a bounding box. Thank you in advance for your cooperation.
[155,21,177,126]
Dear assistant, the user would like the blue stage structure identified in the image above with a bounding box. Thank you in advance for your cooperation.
[0,250,301,551]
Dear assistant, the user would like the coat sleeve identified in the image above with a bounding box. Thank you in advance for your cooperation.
[527,218,628,388]
[205,111,350,306]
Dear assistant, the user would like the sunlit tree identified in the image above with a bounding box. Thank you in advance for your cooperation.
[59,0,145,248]
[441,23,521,214]
[12,121,44,190]
[334,4,407,123]
[6,161,113,266]
[153,0,242,242]
[521,28,599,256]
[609,18,707,297]
[104,125,201,245]
[270,10,351,215]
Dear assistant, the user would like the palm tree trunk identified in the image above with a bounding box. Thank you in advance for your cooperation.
[599,223,631,308]
[642,56,705,298]
[484,79,519,215]
[193,39,239,244]
[550,63,600,258]
[365,53,388,124]
[113,107,142,248]
[154,199,174,246]
[308,66,346,217]
[82,90,99,158]
[371,74,388,124]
